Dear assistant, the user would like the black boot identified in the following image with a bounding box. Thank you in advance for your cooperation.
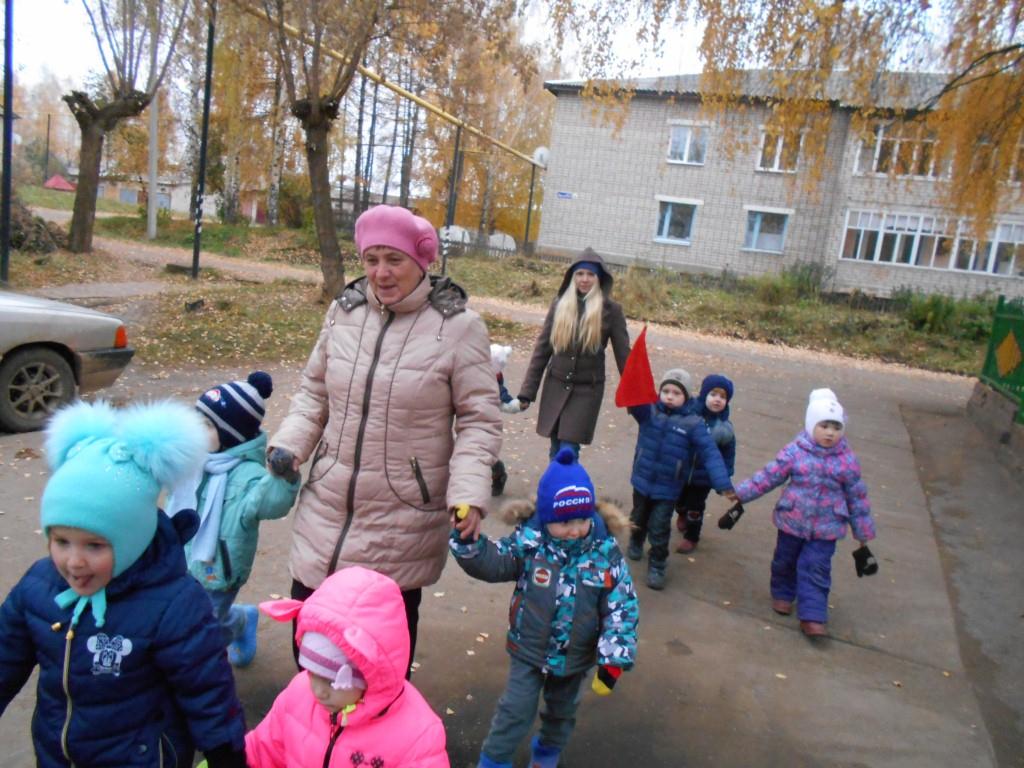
[646,560,667,590]
[491,460,508,497]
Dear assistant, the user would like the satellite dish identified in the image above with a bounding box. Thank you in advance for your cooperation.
[532,146,550,169]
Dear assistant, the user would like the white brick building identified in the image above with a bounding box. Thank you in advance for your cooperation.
[537,72,1024,299]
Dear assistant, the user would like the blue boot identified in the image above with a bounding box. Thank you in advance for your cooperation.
[530,736,561,768]
[227,605,258,668]
[477,753,512,768]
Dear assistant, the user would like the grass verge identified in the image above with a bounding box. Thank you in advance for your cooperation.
[129,281,538,368]
[613,267,990,375]
[10,224,990,375]
[92,215,329,266]
[5,248,158,289]
[17,184,138,214]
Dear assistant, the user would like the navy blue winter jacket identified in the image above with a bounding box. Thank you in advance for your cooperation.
[0,510,247,768]
[629,402,733,500]
[687,399,736,488]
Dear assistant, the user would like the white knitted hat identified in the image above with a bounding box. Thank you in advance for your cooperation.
[805,388,845,435]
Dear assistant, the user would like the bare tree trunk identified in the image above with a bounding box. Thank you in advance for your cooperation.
[478,165,492,245]
[69,124,106,253]
[303,117,344,300]
[381,98,399,204]
[267,69,284,226]
[222,149,241,224]
[63,89,150,252]
[353,75,366,217]
[361,80,380,212]
[399,69,418,209]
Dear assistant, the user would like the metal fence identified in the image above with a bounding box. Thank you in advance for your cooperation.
[980,295,1024,423]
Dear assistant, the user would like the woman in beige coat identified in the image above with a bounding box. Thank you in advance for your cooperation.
[268,205,502,669]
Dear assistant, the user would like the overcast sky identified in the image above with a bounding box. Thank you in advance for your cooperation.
[12,1,104,86]
[10,0,702,89]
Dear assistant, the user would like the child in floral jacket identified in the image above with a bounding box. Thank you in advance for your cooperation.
[730,388,878,638]
[450,448,639,768]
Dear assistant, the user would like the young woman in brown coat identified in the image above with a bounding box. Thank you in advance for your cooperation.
[267,205,502,671]
[517,248,631,458]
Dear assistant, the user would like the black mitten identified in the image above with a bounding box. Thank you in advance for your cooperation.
[852,544,878,577]
[202,743,247,768]
[717,502,745,530]
[267,447,300,484]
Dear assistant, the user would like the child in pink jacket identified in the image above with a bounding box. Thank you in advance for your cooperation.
[245,566,449,767]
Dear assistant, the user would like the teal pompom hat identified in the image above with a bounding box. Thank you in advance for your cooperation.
[41,400,207,626]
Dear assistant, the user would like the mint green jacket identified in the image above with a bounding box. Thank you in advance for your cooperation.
[186,432,300,592]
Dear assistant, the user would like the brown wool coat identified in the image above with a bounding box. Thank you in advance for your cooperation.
[518,251,630,445]
[271,275,502,591]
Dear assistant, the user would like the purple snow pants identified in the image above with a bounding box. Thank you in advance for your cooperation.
[770,530,837,623]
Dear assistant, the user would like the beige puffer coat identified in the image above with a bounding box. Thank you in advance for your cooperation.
[271,274,502,591]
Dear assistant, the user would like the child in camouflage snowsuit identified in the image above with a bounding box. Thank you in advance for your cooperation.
[450,447,639,768]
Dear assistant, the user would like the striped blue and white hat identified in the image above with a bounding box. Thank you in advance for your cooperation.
[196,371,273,450]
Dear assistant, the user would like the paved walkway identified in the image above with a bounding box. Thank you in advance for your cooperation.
[4,212,1018,767]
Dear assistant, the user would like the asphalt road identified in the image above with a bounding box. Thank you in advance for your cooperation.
[0,303,1019,768]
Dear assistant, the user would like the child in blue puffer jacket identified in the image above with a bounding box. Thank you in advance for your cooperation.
[167,372,299,669]
[627,368,737,590]
[0,401,247,768]
[675,374,737,554]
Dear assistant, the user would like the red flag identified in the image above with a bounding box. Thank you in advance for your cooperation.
[615,326,657,407]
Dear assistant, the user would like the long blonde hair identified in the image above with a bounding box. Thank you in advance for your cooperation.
[550,281,604,354]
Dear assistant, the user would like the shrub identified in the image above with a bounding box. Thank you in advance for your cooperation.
[278,174,312,229]
[895,290,994,340]
[749,273,796,305]
[951,297,995,342]
[902,292,958,334]
[781,261,832,300]
[616,266,673,313]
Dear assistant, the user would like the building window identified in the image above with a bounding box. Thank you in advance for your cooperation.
[840,209,1024,276]
[743,209,790,253]
[758,130,801,172]
[655,197,700,244]
[854,123,948,179]
[667,124,707,165]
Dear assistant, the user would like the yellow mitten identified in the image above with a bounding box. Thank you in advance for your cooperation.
[591,664,622,695]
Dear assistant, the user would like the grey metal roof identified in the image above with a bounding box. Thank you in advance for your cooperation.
[545,69,950,111]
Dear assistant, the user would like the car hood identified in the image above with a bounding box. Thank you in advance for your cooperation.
[0,290,121,321]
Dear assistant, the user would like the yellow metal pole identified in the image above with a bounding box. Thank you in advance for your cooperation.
[236,1,540,167]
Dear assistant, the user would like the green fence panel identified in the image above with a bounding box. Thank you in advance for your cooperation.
[980,295,1024,423]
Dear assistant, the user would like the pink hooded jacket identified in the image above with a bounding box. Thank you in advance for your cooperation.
[245,567,449,768]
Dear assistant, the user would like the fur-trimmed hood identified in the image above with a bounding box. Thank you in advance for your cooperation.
[499,497,632,540]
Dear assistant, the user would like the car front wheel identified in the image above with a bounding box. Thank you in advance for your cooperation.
[0,347,77,432]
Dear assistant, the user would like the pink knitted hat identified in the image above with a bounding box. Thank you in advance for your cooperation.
[354,205,439,273]
[299,631,367,691]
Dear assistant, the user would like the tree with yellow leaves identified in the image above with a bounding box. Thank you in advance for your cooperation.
[252,0,532,298]
[548,0,1021,235]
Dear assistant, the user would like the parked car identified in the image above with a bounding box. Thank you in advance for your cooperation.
[0,290,135,432]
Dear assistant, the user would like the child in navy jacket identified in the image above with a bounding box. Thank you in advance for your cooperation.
[0,401,247,768]
[627,368,736,590]
[675,374,737,554]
